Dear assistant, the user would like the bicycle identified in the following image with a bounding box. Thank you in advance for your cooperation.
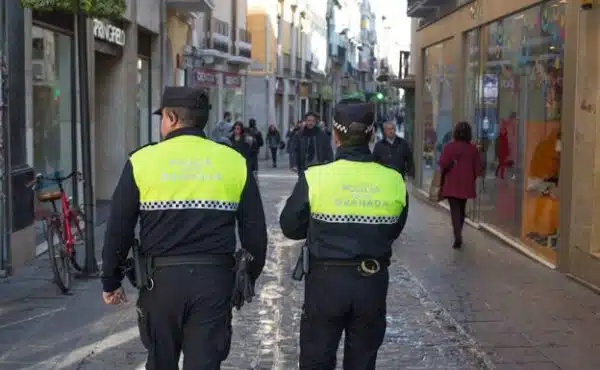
[26,170,86,293]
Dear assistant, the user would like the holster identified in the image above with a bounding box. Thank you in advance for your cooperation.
[292,245,310,281]
[126,239,152,290]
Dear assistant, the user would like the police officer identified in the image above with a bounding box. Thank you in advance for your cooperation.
[101,87,268,369]
[279,97,408,369]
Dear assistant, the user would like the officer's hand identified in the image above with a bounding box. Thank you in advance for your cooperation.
[103,287,128,305]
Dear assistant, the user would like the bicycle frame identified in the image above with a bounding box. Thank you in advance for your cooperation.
[49,180,79,256]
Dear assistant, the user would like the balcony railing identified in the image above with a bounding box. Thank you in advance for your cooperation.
[399,51,411,79]
[283,53,292,72]
[296,57,302,78]
[202,17,230,54]
[211,17,230,37]
[239,28,252,44]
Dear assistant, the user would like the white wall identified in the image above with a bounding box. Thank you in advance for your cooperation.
[137,0,161,33]
[213,0,232,23]
[245,75,268,132]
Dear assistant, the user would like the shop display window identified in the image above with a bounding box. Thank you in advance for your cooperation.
[421,41,454,191]
[31,26,74,244]
[223,87,244,124]
[136,57,151,146]
[465,0,565,263]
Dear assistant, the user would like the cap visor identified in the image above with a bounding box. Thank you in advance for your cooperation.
[152,108,162,115]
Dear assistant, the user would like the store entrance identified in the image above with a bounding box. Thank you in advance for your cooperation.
[94,51,120,224]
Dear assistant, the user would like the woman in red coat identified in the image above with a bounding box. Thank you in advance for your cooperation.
[439,121,483,249]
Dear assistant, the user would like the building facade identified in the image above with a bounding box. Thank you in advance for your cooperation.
[358,0,377,95]
[169,0,253,135]
[408,0,600,289]
[246,0,312,135]
[0,0,165,272]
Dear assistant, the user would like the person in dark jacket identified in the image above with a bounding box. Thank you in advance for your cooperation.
[266,124,282,168]
[373,121,415,178]
[230,121,254,162]
[439,121,483,249]
[287,121,303,170]
[101,87,267,369]
[294,112,333,174]
[279,98,408,369]
[247,119,263,173]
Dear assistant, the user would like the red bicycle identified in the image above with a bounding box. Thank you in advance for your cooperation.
[27,170,87,293]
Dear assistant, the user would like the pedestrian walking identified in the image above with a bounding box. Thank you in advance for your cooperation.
[100,87,268,369]
[229,121,254,160]
[287,121,303,170]
[266,124,282,168]
[293,112,333,174]
[373,121,415,179]
[211,111,233,145]
[246,118,263,173]
[279,97,409,369]
[439,121,482,249]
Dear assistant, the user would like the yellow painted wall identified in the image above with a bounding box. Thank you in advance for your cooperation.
[248,6,278,73]
[166,10,190,83]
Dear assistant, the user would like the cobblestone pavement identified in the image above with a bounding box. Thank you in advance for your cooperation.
[0,161,599,369]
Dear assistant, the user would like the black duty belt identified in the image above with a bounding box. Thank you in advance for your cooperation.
[314,258,386,277]
[153,254,235,268]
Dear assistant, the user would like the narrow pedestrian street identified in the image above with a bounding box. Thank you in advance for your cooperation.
[0,161,599,369]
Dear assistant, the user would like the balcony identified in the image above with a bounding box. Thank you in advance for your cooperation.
[296,57,302,79]
[198,17,231,60]
[390,51,415,89]
[305,60,312,79]
[283,52,292,74]
[406,0,445,18]
[167,0,214,12]
[230,28,252,65]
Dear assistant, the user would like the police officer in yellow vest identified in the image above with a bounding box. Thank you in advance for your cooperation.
[279,97,408,369]
[101,87,268,369]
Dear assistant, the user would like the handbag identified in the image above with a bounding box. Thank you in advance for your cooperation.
[428,158,457,203]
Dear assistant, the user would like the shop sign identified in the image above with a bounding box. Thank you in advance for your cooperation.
[192,69,218,88]
[223,73,242,88]
[93,18,125,46]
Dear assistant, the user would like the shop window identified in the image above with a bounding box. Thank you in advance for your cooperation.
[467,0,565,263]
[223,85,244,123]
[136,57,151,146]
[31,26,73,244]
[421,41,454,191]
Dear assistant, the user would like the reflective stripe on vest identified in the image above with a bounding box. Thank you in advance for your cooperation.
[130,135,247,212]
[304,160,406,224]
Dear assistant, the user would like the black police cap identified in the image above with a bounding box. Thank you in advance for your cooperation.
[332,99,376,135]
[152,86,212,115]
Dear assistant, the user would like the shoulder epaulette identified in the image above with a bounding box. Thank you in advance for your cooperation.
[376,161,403,175]
[305,160,336,170]
[129,142,157,156]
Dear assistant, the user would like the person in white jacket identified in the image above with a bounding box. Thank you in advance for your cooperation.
[211,111,233,145]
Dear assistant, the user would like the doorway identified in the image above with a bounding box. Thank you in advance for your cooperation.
[94,51,120,224]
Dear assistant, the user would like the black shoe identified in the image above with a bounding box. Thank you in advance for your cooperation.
[453,240,462,249]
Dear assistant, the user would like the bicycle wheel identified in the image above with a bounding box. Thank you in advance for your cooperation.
[68,207,86,272]
[47,225,72,294]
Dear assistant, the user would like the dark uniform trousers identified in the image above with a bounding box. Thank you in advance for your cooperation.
[136,265,235,370]
[300,263,389,370]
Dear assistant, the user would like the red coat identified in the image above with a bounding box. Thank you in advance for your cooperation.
[439,141,482,199]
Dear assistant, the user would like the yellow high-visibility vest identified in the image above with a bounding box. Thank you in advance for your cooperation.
[129,135,247,212]
[304,160,406,224]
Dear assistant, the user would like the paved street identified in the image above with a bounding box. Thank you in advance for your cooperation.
[0,160,599,369]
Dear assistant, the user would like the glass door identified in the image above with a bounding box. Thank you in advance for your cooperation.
[465,28,483,222]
